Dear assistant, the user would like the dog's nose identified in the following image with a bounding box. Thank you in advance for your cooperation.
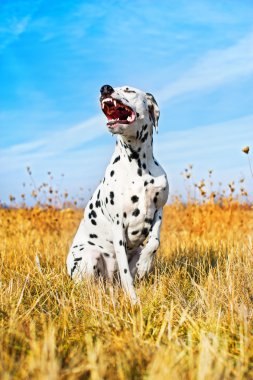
[100,85,114,96]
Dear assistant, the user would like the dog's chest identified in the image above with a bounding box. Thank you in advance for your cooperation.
[120,173,167,246]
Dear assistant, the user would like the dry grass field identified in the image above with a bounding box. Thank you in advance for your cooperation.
[1,188,253,379]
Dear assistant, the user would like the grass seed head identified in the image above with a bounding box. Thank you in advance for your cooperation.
[242,146,250,154]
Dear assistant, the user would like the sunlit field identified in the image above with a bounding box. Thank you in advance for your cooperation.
[1,164,253,379]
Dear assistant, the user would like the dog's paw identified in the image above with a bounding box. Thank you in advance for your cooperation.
[137,254,154,279]
[131,295,140,305]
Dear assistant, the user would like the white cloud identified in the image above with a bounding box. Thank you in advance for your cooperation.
[0,0,42,51]
[0,115,106,171]
[157,31,253,103]
[154,115,253,198]
[156,115,253,161]
[0,15,30,50]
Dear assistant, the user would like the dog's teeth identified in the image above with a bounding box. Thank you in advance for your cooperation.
[102,103,105,109]
[113,100,117,107]
[127,114,135,122]
[103,98,111,103]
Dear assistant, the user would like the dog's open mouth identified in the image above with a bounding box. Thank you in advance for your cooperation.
[101,98,136,127]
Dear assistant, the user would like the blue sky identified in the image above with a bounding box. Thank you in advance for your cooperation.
[1,0,253,204]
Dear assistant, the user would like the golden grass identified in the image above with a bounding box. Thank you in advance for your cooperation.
[1,201,253,379]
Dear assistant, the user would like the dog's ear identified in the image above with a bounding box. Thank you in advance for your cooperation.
[146,92,160,133]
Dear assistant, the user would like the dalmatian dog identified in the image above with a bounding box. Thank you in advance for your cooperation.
[66,84,169,303]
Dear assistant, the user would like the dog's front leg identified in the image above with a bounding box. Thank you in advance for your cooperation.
[137,208,163,279]
[113,225,139,304]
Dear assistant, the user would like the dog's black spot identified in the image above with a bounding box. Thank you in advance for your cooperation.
[91,210,97,218]
[124,88,136,93]
[110,170,114,177]
[139,125,145,140]
[154,197,157,203]
[91,219,97,225]
[129,151,139,160]
[103,252,110,257]
[132,208,140,217]
[119,240,123,246]
[110,191,114,198]
[113,156,121,164]
[141,132,149,143]
[80,247,84,251]
[136,112,140,117]
[73,245,78,248]
[144,181,148,186]
[71,265,77,277]
[131,230,139,235]
[89,203,93,210]
[150,179,154,184]
[110,200,114,205]
[74,257,82,262]
[123,212,127,218]
[117,220,120,225]
[124,269,128,273]
[95,200,101,208]
[88,241,95,246]
[142,163,146,169]
[137,168,142,176]
[131,195,139,203]
[90,234,98,238]
[142,228,149,237]
[144,217,153,224]
[105,197,108,204]
[154,160,158,166]
[97,190,100,199]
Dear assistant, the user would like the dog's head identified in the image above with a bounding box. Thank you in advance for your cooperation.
[100,85,160,137]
